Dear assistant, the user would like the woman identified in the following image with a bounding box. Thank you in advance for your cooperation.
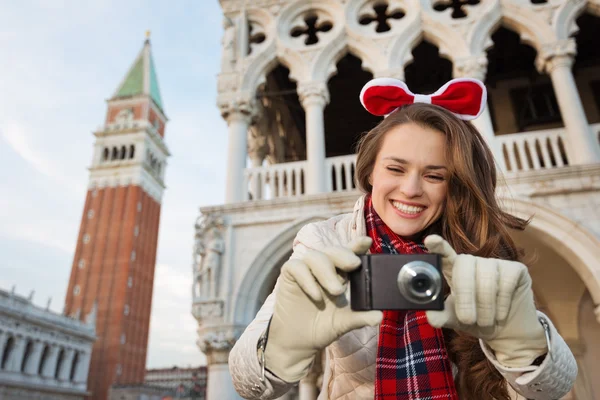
[229,78,577,399]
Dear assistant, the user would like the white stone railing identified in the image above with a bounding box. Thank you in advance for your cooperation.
[243,123,600,200]
[326,154,357,193]
[497,127,571,173]
[243,160,307,201]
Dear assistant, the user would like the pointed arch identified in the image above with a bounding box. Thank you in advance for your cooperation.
[420,15,470,62]
[386,23,423,74]
[469,3,502,55]
[500,3,557,51]
[554,0,588,40]
[240,8,280,94]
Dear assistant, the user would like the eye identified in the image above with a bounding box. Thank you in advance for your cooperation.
[386,166,404,173]
[426,175,445,181]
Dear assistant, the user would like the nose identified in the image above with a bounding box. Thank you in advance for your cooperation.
[401,172,424,198]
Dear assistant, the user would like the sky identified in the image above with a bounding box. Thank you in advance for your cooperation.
[0,1,229,367]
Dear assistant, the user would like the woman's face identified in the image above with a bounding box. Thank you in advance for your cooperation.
[370,122,449,239]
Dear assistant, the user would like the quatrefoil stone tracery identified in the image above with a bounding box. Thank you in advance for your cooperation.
[248,23,266,55]
[290,14,333,46]
[433,0,481,19]
[359,2,405,33]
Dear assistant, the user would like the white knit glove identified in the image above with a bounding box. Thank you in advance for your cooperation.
[263,237,383,382]
[423,235,548,368]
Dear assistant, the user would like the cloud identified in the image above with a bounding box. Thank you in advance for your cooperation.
[147,263,205,367]
[0,122,84,194]
[0,0,227,369]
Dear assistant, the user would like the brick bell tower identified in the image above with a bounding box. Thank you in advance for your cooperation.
[64,33,169,400]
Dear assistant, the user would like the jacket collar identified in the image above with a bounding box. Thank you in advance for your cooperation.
[352,194,368,236]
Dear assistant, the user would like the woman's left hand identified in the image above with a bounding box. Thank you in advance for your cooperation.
[423,234,548,368]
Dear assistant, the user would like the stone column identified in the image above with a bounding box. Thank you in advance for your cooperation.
[247,107,270,200]
[537,40,600,165]
[73,351,91,383]
[6,335,25,372]
[594,304,600,325]
[453,56,506,172]
[298,82,329,195]
[58,348,76,381]
[221,100,254,204]
[41,345,60,379]
[24,340,45,375]
[199,330,243,400]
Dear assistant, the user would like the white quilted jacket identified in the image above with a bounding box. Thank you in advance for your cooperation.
[229,196,577,400]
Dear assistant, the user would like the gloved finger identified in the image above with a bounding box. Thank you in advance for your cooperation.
[424,235,457,288]
[496,261,527,322]
[321,246,362,272]
[452,254,477,325]
[302,249,346,296]
[426,294,458,329]
[281,259,323,302]
[475,257,499,327]
[333,307,383,336]
[348,236,372,255]
[424,235,457,263]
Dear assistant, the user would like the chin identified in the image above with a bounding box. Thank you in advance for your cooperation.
[386,221,422,239]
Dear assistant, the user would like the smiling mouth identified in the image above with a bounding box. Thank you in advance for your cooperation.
[391,200,426,215]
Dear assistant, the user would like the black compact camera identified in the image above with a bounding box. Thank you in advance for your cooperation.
[349,254,444,311]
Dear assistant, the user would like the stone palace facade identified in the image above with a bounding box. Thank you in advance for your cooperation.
[0,287,95,399]
[192,1,600,399]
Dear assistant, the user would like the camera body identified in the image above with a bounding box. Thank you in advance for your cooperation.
[349,253,444,311]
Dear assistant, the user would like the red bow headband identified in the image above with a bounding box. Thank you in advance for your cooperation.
[359,78,486,121]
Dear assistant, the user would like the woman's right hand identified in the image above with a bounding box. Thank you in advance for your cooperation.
[263,237,383,383]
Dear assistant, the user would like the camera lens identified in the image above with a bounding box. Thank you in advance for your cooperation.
[411,273,431,293]
[397,261,441,304]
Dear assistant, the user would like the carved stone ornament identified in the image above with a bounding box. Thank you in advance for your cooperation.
[217,73,239,94]
[453,55,488,80]
[217,96,257,121]
[221,16,238,73]
[536,39,576,73]
[197,328,244,364]
[221,0,283,13]
[192,300,225,321]
[193,214,226,301]
[297,81,330,106]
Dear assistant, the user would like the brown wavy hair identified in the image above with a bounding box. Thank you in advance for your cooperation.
[355,103,529,400]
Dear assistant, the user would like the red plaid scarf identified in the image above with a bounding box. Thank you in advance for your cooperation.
[364,195,459,399]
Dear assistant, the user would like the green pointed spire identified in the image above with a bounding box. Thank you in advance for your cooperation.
[112,37,164,111]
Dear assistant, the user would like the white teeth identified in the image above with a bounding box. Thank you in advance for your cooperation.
[392,201,425,214]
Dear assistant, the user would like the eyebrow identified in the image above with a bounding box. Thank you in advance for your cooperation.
[383,157,448,170]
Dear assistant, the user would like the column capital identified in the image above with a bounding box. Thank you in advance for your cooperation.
[298,81,329,108]
[453,55,488,81]
[218,96,257,123]
[536,39,576,74]
[197,327,243,365]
